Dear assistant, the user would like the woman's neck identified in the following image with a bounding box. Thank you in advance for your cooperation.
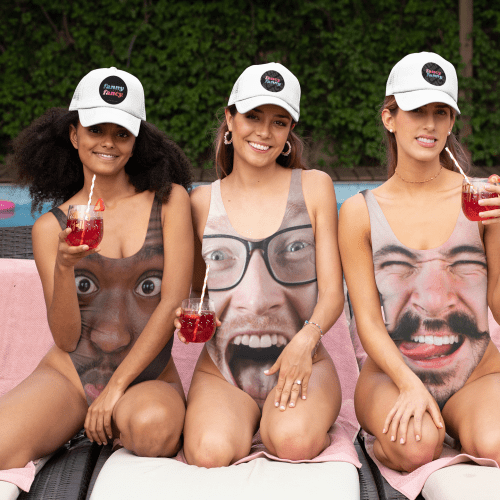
[81,170,137,209]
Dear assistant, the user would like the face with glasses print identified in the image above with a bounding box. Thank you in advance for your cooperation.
[202,194,318,408]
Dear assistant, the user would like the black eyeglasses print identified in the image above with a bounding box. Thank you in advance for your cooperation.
[203,224,317,291]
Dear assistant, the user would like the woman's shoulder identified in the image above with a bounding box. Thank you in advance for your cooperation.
[189,183,211,209]
[339,191,370,220]
[301,169,336,204]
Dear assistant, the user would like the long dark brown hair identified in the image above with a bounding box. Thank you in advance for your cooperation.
[214,105,306,179]
[380,95,471,177]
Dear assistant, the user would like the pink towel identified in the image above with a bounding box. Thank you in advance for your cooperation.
[172,311,361,468]
[0,259,54,491]
[359,308,500,500]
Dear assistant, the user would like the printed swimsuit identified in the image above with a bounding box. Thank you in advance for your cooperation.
[201,169,318,405]
[362,189,490,408]
[51,196,173,404]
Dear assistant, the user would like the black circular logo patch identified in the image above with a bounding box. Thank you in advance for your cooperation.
[422,63,446,86]
[99,76,127,104]
[260,70,285,92]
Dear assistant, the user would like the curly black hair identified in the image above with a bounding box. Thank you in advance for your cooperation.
[8,108,193,214]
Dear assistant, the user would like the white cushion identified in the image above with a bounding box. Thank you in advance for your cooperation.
[90,449,360,500]
[422,463,500,500]
[0,481,19,500]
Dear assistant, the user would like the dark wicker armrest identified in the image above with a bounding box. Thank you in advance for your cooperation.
[0,225,34,259]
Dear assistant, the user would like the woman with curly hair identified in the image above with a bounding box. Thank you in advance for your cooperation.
[175,63,343,466]
[0,67,193,471]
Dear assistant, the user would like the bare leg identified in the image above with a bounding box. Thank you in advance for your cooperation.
[442,372,500,463]
[183,361,260,468]
[355,358,445,472]
[260,350,341,460]
[0,366,88,470]
[113,379,185,458]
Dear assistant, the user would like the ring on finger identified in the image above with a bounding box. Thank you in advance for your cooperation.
[295,380,302,385]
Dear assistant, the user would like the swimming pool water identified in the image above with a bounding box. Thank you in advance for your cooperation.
[0,181,382,228]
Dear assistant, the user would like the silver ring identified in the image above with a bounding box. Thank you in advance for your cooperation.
[295,380,302,385]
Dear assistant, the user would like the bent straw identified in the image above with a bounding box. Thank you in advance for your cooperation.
[445,147,471,185]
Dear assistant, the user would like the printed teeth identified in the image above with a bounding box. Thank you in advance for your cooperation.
[410,334,460,345]
[417,137,436,144]
[249,142,270,151]
[232,333,287,348]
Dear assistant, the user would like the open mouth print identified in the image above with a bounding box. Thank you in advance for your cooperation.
[225,332,288,406]
[398,333,463,361]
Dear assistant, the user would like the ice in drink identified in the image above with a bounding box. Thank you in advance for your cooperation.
[180,310,216,343]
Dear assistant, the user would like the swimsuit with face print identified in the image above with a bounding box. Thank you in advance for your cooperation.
[202,169,318,408]
[362,189,490,409]
[51,197,172,405]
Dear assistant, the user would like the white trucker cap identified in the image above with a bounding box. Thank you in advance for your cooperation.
[228,62,301,122]
[69,67,146,136]
[386,52,460,114]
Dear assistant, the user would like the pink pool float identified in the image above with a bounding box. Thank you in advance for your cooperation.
[0,200,15,220]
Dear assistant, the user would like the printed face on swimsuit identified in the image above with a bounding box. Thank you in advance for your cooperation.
[69,234,163,405]
[373,234,489,409]
[203,201,317,409]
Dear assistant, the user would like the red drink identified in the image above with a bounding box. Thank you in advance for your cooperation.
[66,218,103,249]
[462,191,499,221]
[180,310,216,343]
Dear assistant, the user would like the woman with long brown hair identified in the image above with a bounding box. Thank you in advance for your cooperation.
[340,52,500,472]
[175,62,344,466]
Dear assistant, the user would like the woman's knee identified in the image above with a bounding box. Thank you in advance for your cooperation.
[384,424,443,473]
[184,430,238,468]
[465,428,500,463]
[116,400,183,457]
[262,418,327,461]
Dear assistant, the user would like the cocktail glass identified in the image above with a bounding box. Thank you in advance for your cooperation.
[179,298,216,343]
[462,177,500,222]
[66,205,103,249]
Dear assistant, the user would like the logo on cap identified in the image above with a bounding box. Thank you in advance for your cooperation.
[422,63,446,87]
[99,76,128,104]
[260,70,285,93]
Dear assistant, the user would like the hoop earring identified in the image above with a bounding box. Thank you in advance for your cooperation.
[224,131,233,145]
[281,140,292,157]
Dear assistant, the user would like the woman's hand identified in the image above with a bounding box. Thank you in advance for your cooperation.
[84,383,125,445]
[174,306,221,344]
[264,326,319,411]
[479,179,500,224]
[383,379,443,444]
[56,227,99,268]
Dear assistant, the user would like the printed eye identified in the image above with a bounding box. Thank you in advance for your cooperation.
[379,261,416,278]
[450,261,487,276]
[209,250,227,261]
[135,277,162,297]
[284,241,309,253]
[75,276,98,295]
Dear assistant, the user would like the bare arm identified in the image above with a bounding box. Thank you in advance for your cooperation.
[32,212,98,351]
[267,170,345,408]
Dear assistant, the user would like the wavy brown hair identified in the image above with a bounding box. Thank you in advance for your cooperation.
[9,108,193,213]
[381,95,471,178]
[214,105,306,179]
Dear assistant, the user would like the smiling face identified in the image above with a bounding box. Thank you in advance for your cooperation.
[69,227,163,404]
[226,104,293,171]
[383,102,454,167]
[69,121,135,176]
[373,226,490,408]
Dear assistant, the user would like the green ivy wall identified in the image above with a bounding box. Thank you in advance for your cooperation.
[1,0,499,176]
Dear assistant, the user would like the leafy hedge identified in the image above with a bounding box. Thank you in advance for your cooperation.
[1,0,499,173]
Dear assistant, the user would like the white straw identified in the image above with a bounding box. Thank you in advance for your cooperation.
[86,175,96,215]
[198,265,210,314]
[445,147,471,185]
